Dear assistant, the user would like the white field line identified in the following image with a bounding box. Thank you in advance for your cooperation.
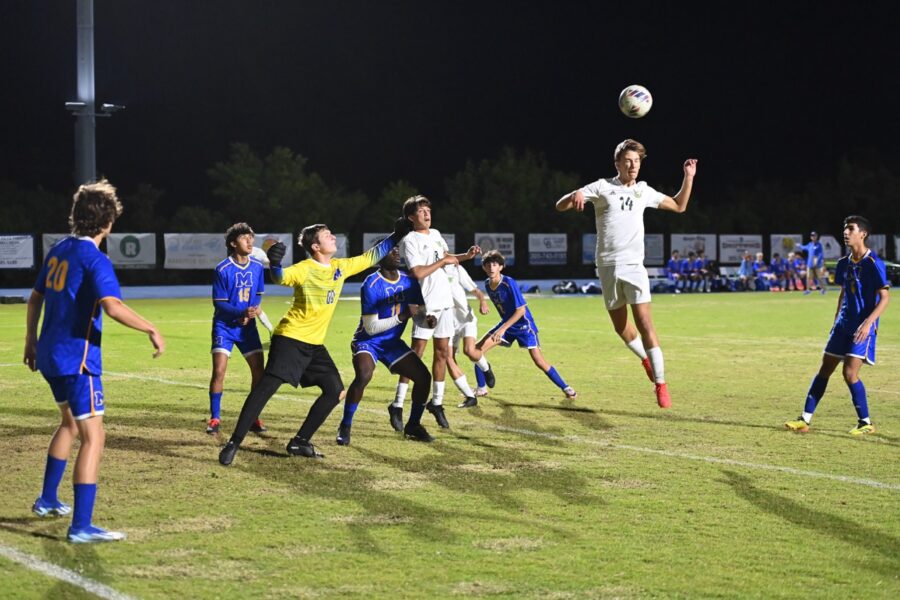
[104,371,900,491]
[0,544,137,600]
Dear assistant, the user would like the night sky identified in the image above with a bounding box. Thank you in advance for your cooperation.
[3,0,900,206]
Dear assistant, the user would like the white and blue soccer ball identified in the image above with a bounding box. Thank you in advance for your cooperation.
[618,85,652,118]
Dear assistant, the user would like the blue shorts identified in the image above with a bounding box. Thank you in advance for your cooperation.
[212,320,263,357]
[43,373,104,420]
[488,322,540,349]
[351,337,413,370]
[824,326,877,365]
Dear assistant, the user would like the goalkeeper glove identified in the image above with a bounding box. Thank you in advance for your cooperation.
[266,241,286,266]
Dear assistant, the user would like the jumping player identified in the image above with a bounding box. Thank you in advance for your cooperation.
[556,139,697,408]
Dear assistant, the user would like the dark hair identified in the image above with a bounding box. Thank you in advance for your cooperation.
[843,215,871,244]
[402,195,431,219]
[299,224,328,255]
[225,222,254,254]
[482,249,505,267]
[68,179,123,236]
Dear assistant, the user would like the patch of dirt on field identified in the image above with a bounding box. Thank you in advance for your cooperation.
[364,472,429,491]
[126,515,234,541]
[474,537,544,552]
[452,581,513,596]
[124,558,252,581]
[329,513,412,526]
[455,460,563,474]
[598,478,657,490]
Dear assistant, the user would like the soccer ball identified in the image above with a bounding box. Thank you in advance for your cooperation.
[618,85,652,118]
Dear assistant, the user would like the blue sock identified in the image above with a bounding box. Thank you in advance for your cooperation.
[72,483,97,531]
[409,402,426,426]
[341,401,359,427]
[803,375,829,415]
[474,365,486,388]
[848,380,869,421]
[41,456,67,504]
[545,366,568,390]
[209,392,223,420]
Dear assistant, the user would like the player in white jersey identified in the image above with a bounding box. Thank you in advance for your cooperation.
[445,261,495,407]
[556,139,697,409]
[396,195,479,429]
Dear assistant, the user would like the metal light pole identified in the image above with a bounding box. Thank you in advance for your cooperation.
[66,0,125,186]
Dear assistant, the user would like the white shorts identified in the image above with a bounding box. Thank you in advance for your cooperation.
[452,317,478,348]
[597,264,652,310]
[411,307,456,340]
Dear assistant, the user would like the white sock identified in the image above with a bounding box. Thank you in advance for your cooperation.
[647,346,665,384]
[453,375,475,398]
[476,355,490,371]
[258,311,274,334]
[802,412,813,423]
[431,381,445,406]
[625,337,647,360]
[393,382,409,408]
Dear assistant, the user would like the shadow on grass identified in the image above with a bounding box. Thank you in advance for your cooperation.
[720,470,900,578]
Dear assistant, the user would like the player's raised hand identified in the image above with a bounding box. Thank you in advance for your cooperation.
[571,190,586,212]
[266,241,286,266]
[393,216,412,237]
[683,158,698,178]
[463,245,480,261]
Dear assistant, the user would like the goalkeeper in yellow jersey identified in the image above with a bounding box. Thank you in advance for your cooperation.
[219,218,411,465]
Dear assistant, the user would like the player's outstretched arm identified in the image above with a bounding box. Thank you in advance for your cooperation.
[100,297,165,358]
[556,190,585,212]
[659,159,698,213]
[23,290,44,371]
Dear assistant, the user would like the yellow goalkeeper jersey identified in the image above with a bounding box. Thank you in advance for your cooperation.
[272,238,393,345]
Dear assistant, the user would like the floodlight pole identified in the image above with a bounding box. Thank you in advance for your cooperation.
[73,0,97,186]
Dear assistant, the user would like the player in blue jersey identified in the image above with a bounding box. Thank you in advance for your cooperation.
[694,250,711,293]
[473,250,577,399]
[785,216,890,436]
[666,250,685,293]
[337,244,436,445]
[24,180,165,543]
[207,223,268,435]
[799,231,828,294]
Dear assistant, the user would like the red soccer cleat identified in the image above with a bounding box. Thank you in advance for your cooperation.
[641,357,654,382]
[655,383,671,409]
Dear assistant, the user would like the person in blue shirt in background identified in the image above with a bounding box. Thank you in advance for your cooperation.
[24,180,165,543]
[474,250,577,400]
[737,251,754,291]
[786,216,890,435]
[799,231,827,294]
[666,250,685,293]
[338,244,436,445]
[207,223,268,435]
[788,250,807,291]
[693,250,711,293]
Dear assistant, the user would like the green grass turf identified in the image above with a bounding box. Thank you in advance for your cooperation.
[1,291,898,598]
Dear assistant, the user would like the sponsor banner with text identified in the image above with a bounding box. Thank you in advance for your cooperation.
[770,234,802,257]
[671,234,717,261]
[165,233,292,269]
[108,233,156,268]
[474,233,515,266]
[0,234,35,269]
[528,233,567,265]
[719,234,762,263]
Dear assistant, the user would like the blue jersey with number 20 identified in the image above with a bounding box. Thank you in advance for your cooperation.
[34,236,122,377]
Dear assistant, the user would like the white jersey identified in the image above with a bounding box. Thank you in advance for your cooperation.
[399,229,454,311]
[578,177,665,267]
[445,263,477,324]
[250,246,270,268]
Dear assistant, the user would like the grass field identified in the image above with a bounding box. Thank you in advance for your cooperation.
[1,291,899,599]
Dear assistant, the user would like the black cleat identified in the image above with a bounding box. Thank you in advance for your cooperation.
[458,396,478,409]
[219,441,238,466]
[426,401,450,429]
[286,436,324,459]
[249,419,268,434]
[336,423,352,446]
[404,423,435,443]
[483,366,496,388]
[388,404,404,432]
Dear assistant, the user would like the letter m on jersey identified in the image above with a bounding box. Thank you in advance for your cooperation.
[234,272,253,289]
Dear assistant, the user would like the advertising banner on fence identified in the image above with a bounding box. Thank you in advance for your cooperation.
[107,233,156,268]
[0,234,35,269]
[474,233,515,265]
[818,235,842,260]
[719,234,763,263]
[770,234,802,257]
[581,233,664,266]
[165,233,292,269]
[528,233,567,265]
[862,234,887,259]
[670,234,717,261]
[42,234,69,257]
